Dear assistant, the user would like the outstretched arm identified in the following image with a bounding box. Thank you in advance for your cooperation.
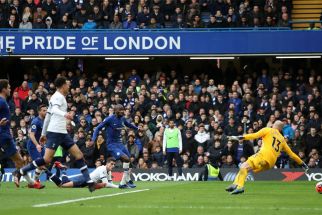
[124,119,138,130]
[92,118,110,142]
[283,141,308,172]
[228,127,270,141]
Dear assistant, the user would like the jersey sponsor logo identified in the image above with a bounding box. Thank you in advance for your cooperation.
[31,125,37,129]
[281,172,304,181]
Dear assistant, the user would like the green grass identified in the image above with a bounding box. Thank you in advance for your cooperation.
[0,181,321,215]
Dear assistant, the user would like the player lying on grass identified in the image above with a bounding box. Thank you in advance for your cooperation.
[226,120,309,195]
[46,157,118,189]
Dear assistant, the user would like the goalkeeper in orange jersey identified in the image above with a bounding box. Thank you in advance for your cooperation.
[225,120,309,195]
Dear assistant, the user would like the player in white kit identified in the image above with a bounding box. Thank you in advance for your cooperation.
[47,157,118,189]
[15,77,96,192]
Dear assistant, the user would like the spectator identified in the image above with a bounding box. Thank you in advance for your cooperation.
[44,16,55,29]
[19,15,32,29]
[277,12,289,28]
[14,81,30,101]
[57,0,75,20]
[137,158,148,169]
[172,14,187,28]
[122,14,137,29]
[82,14,97,29]
[33,15,46,28]
[151,145,163,167]
[193,155,205,168]
[75,6,88,27]
[83,137,95,167]
[194,123,210,150]
[232,139,254,165]
[57,14,71,29]
[221,154,236,168]
[305,127,322,155]
[150,5,164,27]
[109,15,122,29]
[137,6,150,28]
[126,133,140,160]
[42,0,56,15]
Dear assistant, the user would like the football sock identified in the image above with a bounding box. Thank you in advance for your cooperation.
[23,173,34,185]
[20,159,45,175]
[120,162,130,185]
[34,168,42,181]
[234,168,248,189]
[75,159,92,183]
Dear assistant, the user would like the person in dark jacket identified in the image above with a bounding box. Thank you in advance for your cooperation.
[231,139,255,165]
[83,137,95,167]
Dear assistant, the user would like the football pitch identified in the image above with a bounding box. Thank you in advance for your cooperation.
[0,181,321,215]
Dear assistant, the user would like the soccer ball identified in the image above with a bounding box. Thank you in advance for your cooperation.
[316,182,322,194]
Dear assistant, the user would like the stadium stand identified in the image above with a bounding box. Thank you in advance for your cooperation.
[0,0,299,29]
[1,60,322,170]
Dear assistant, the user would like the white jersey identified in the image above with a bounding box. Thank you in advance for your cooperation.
[90,166,109,183]
[89,166,118,188]
[47,91,68,134]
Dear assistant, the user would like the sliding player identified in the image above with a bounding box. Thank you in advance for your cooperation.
[47,157,118,189]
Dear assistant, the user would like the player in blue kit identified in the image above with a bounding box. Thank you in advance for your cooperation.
[92,104,139,188]
[0,79,44,189]
[26,104,47,181]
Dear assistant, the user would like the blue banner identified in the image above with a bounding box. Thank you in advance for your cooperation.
[0,30,322,56]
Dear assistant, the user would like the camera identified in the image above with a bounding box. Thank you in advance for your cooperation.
[6,48,13,55]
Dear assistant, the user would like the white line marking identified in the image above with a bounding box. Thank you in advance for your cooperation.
[116,205,322,211]
[32,189,150,208]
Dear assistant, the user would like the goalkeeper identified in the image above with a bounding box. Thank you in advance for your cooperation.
[225,120,309,195]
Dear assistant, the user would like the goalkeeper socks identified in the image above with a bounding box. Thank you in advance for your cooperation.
[235,168,248,189]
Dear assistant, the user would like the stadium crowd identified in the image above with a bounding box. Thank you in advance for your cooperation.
[1,62,322,170]
[0,0,292,29]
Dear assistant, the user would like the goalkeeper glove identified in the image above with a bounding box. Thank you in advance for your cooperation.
[301,162,309,174]
[227,136,240,141]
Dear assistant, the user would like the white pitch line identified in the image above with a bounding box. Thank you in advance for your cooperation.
[116,205,322,211]
[32,189,150,208]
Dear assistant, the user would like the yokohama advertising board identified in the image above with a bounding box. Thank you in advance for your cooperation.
[1,168,321,182]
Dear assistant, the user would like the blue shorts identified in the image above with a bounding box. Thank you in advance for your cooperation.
[107,143,130,160]
[67,175,86,188]
[26,141,45,160]
[0,135,17,158]
[46,132,74,151]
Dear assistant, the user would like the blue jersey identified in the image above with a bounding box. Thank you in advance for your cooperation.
[92,115,138,144]
[27,116,44,143]
[0,96,11,137]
